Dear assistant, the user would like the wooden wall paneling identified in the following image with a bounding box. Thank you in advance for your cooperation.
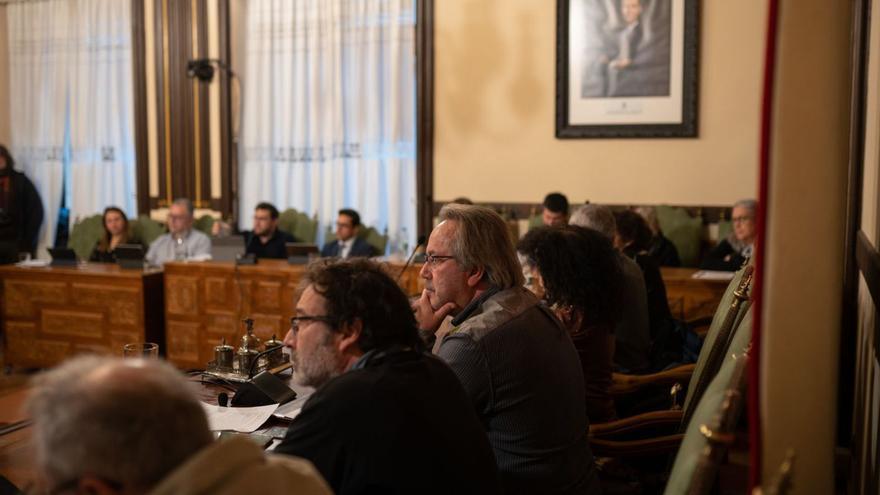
[416,0,435,240]
[217,0,232,216]
[153,0,170,207]
[132,0,151,214]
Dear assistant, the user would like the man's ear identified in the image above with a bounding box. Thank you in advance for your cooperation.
[465,266,486,288]
[336,318,363,354]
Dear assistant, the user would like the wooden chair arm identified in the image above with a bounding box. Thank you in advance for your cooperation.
[590,433,685,458]
[610,364,696,396]
[589,409,683,438]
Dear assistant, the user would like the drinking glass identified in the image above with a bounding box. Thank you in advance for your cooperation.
[123,342,159,359]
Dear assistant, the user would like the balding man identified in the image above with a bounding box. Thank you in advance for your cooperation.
[414,204,600,495]
[26,356,331,495]
[145,198,212,267]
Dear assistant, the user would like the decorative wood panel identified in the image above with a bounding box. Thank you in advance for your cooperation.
[166,275,199,315]
[162,260,424,369]
[661,267,731,322]
[0,264,164,369]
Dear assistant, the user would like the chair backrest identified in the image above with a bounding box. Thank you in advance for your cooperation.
[656,205,703,267]
[69,214,104,259]
[274,208,319,244]
[664,335,750,494]
[360,225,388,255]
[681,264,754,416]
[130,215,166,248]
[193,215,215,235]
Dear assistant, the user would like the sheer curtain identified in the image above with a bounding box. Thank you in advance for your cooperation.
[7,0,136,257]
[7,0,73,256]
[240,0,417,254]
[67,0,137,222]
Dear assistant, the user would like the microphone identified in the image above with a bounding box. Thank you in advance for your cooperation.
[396,235,427,282]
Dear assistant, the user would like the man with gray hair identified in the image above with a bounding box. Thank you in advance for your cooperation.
[145,197,212,267]
[570,204,651,373]
[414,204,600,494]
[26,356,331,495]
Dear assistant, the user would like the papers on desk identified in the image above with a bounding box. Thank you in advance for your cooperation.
[15,259,50,268]
[691,270,736,281]
[201,402,278,433]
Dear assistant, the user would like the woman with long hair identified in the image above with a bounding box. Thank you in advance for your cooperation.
[89,207,140,262]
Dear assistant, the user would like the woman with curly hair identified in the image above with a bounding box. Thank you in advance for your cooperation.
[517,225,625,423]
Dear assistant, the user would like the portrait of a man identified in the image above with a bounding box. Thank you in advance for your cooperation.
[580,0,672,98]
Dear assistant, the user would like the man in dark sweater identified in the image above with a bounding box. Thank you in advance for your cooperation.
[244,202,296,259]
[275,258,500,495]
[0,145,43,264]
[413,204,600,495]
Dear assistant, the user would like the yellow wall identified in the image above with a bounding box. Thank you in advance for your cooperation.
[434,0,766,205]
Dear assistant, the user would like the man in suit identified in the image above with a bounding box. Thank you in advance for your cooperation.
[244,202,296,259]
[320,208,376,258]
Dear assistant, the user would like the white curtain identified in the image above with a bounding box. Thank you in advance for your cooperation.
[7,0,136,258]
[240,0,417,254]
[7,0,72,257]
[67,0,137,223]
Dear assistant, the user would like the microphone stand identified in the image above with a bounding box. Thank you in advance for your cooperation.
[396,236,426,282]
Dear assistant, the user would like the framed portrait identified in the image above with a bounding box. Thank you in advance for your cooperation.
[555,0,699,138]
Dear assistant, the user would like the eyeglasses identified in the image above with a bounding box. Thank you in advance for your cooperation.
[289,315,335,334]
[424,254,455,266]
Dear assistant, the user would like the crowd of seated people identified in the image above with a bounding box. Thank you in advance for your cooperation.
[17,192,759,494]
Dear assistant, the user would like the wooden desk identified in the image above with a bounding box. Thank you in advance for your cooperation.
[0,264,164,368]
[661,267,731,322]
[163,260,423,369]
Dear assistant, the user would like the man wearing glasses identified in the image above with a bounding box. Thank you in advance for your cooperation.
[274,258,500,495]
[319,208,377,258]
[412,204,601,495]
[145,198,211,267]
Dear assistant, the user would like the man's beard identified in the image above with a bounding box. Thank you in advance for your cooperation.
[291,339,342,389]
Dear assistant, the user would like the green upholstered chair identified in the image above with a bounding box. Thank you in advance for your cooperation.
[360,226,388,255]
[656,206,703,267]
[664,314,751,494]
[590,265,754,457]
[278,208,319,244]
[69,214,105,260]
[130,216,166,248]
[193,215,215,235]
[716,220,733,245]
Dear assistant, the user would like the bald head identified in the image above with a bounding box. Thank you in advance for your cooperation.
[27,356,212,494]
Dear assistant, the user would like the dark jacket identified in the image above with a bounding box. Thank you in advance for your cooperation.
[700,239,748,271]
[648,233,681,267]
[433,287,600,495]
[624,249,674,345]
[320,236,376,258]
[244,229,296,259]
[0,169,44,260]
[275,349,501,495]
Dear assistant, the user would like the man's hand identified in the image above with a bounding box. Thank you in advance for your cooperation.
[412,289,455,334]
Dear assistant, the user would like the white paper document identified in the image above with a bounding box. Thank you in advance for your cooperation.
[691,270,736,281]
[201,403,278,433]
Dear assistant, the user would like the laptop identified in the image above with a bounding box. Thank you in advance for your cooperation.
[114,244,145,269]
[285,243,320,265]
[47,247,77,267]
[212,235,246,262]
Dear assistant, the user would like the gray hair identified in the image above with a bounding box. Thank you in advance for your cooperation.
[438,204,524,289]
[733,199,758,214]
[569,204,616,240]
[26,356,212,491]
[172,197,195,217]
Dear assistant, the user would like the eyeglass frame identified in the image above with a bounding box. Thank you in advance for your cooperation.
[424,254,455,266]
[289,315,336,335]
